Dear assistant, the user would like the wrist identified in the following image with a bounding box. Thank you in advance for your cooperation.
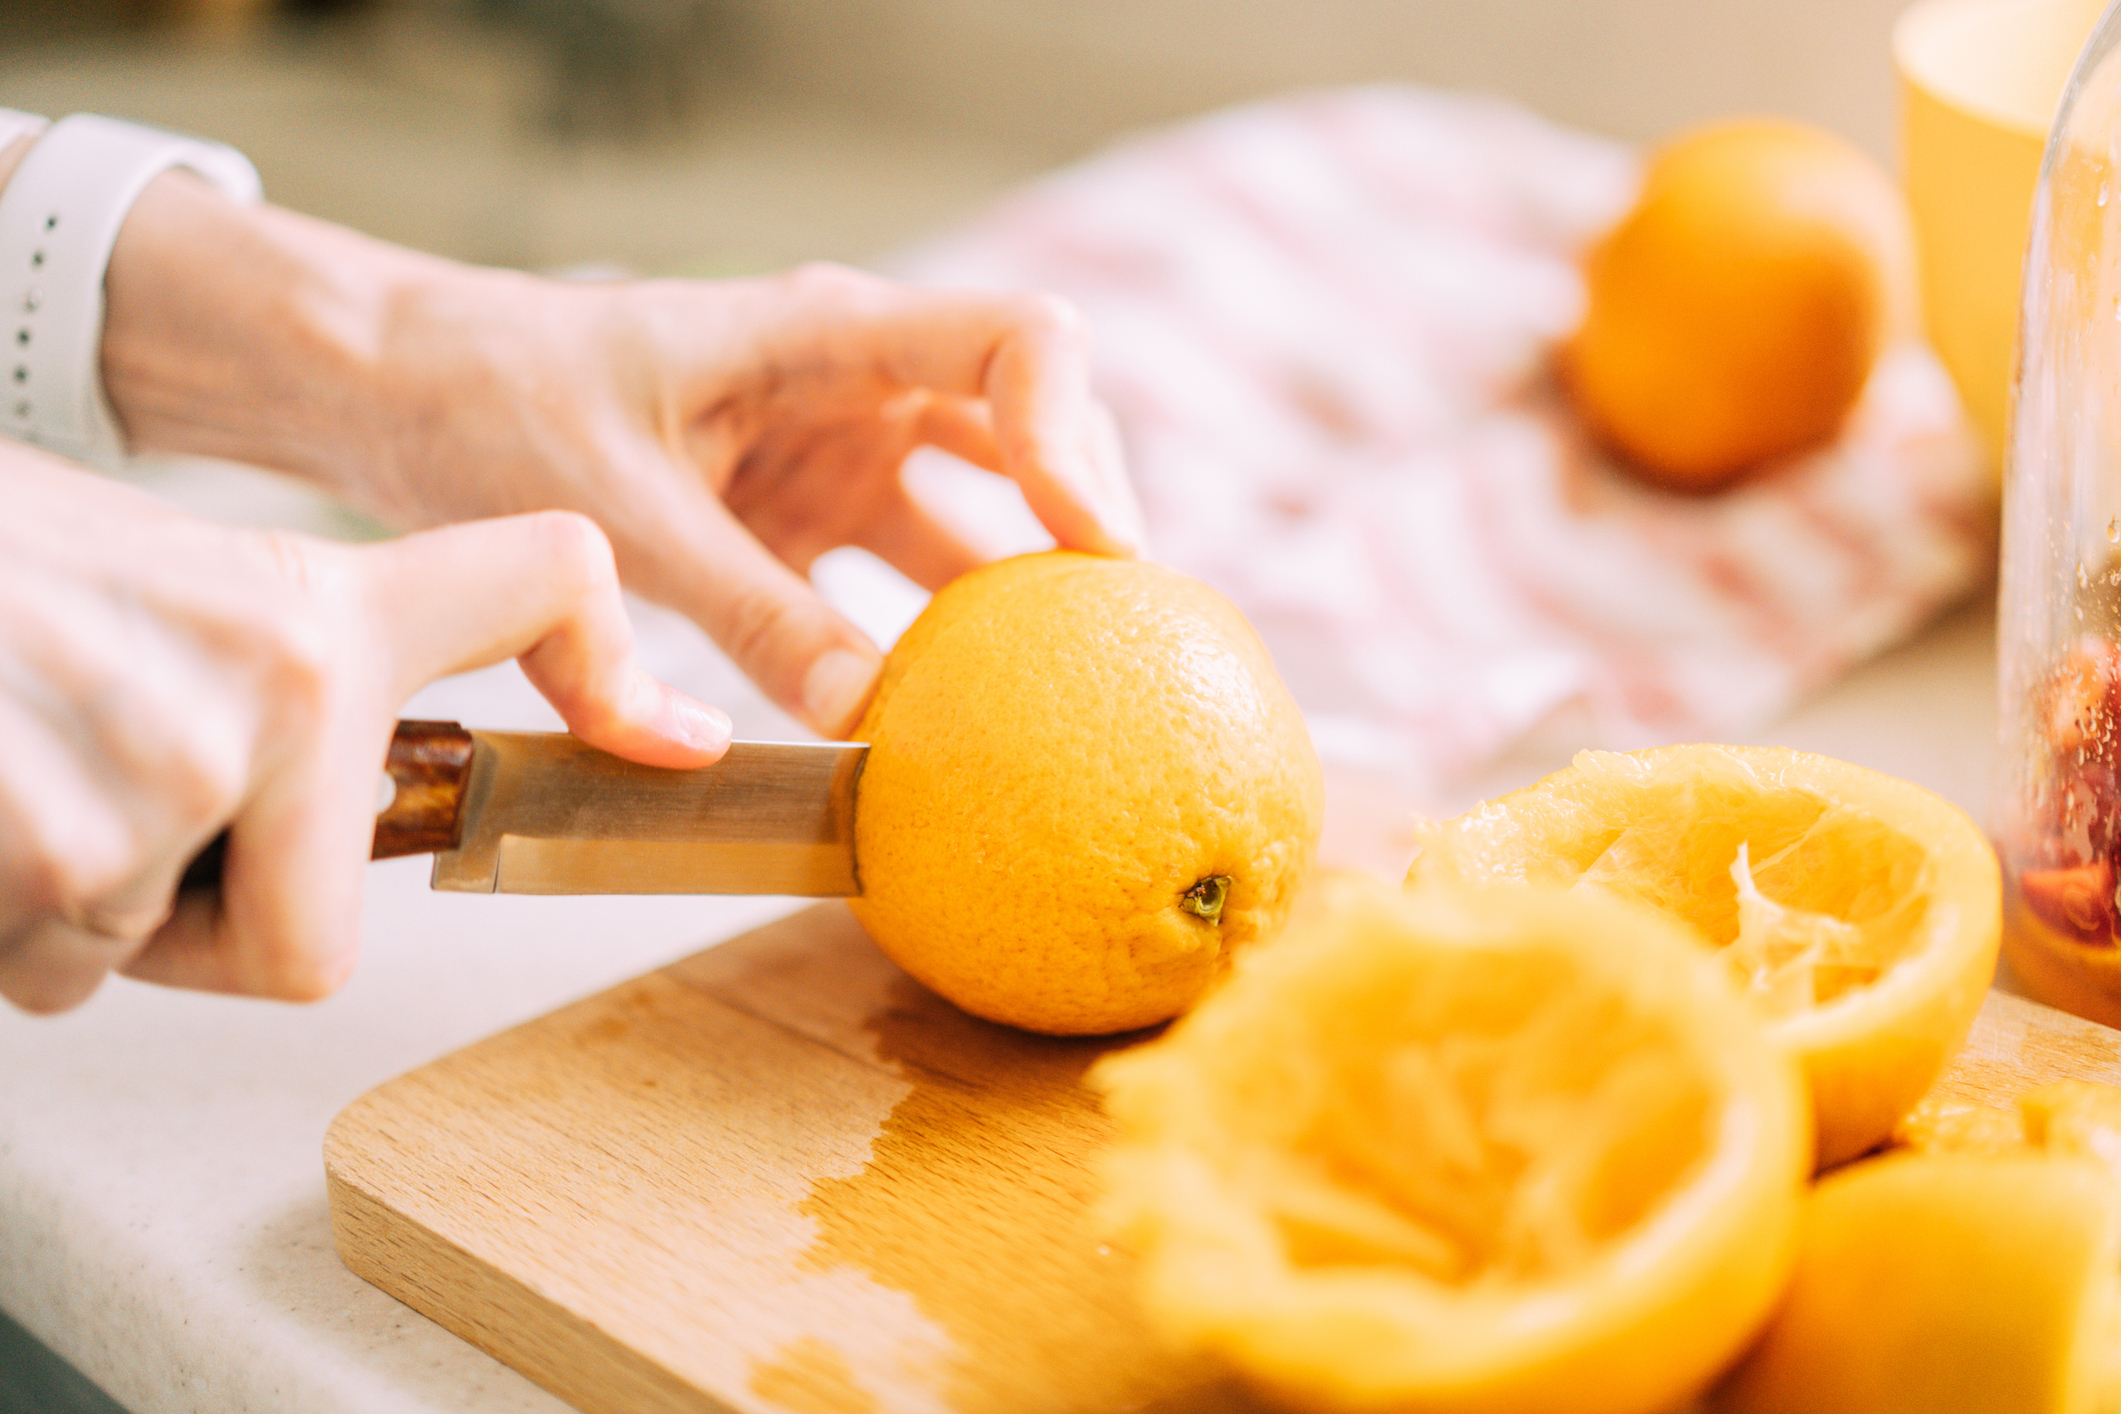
[99,171,454,490]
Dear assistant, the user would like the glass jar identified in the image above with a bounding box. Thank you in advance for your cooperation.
[1998,0,2121,1024]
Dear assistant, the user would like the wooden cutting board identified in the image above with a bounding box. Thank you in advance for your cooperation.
[325,903,2121,1414]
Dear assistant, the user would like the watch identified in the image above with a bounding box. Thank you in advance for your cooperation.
[0,113,262,465]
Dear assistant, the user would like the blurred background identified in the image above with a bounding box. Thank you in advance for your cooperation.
[4,0,1918,277]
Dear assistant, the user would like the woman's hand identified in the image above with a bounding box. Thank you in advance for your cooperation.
[0,442,728,1014]
[359,263,1141,735]
[101,177,1143,738]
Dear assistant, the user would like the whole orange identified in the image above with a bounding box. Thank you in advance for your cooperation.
[849,551,1323,1036]
[1562,118,1913,492]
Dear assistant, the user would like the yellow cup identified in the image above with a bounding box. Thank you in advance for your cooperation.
[1895,0,2105,470]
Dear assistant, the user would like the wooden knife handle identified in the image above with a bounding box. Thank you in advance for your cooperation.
[370,720,479,857]
[177,719,477,894]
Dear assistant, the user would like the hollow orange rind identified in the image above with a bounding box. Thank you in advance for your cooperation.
[1407,744,2001,1167]
[1094,878,1809,1414]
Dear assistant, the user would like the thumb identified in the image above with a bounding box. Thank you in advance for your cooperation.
[373,511,734,765]
[124,511,735,1001]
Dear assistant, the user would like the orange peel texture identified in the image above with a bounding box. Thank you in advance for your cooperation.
[849,551,1323,1035]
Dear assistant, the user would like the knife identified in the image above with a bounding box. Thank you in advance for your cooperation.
[180,719,865,896]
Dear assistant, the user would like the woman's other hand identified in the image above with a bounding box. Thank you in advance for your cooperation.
[101,176,1143,738]
[0,443,727,1014]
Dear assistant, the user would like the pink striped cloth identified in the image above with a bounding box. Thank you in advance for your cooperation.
[884,85,1993,801]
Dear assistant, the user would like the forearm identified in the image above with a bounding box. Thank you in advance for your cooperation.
[94,168,452,490]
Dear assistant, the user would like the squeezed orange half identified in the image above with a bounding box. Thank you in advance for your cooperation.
[1407,745,2001,1167]
[1094,878,1808,1414]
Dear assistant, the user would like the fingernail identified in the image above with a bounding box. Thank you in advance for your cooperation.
[671,694,733,751]
[802,648,880,737]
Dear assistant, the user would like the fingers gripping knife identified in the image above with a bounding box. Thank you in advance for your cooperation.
[181,720,865,896]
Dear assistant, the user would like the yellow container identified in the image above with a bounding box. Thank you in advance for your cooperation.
[1894,0,2105,470]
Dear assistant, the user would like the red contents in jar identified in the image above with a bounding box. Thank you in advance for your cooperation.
[2024,636,2121,945]
[2021,860,2116,943]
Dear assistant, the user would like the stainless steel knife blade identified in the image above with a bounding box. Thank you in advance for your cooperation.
[429,732,865,897]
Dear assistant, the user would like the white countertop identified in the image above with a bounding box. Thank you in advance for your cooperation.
[0,460,2004,1414]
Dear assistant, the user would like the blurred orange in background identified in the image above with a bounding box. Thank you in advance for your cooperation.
[1563,118,1911,494]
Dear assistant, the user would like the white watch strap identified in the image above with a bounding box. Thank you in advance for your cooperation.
[0,114,262,464]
